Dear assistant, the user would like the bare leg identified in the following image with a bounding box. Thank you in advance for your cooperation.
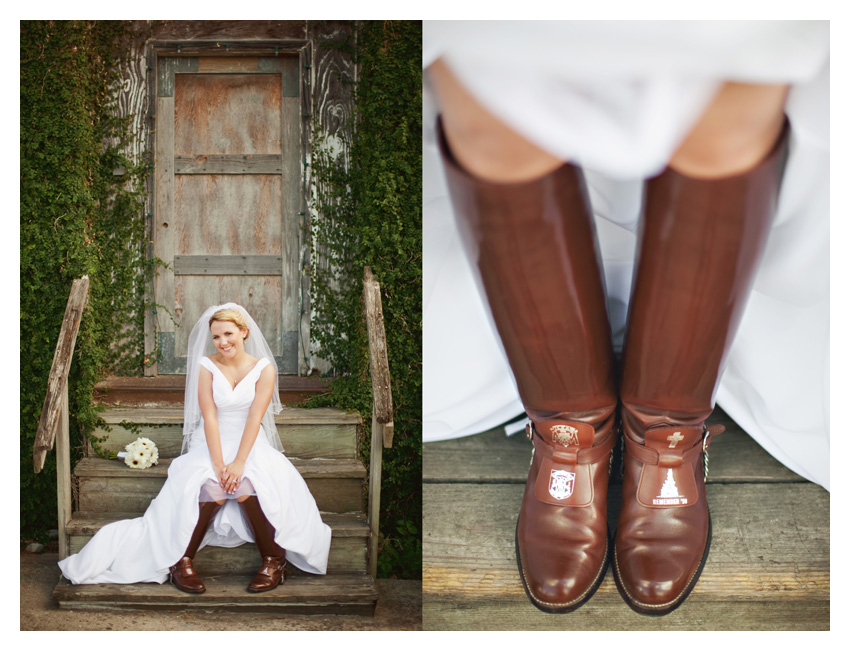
[669,81,789,178]
[429,59,564,183]
[431,59,788,181]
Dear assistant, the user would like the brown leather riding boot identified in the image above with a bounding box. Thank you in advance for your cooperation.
[170,500,222,594]
[614,121,789,615]
[438,119,618,612]
[239,496,286,592]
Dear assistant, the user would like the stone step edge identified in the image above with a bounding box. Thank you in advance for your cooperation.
[67,511,368,538]
[54,574,378,613]
[96,406,363,425]
[74,456,367,480]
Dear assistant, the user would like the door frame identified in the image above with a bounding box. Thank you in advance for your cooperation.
[144,39,313,376]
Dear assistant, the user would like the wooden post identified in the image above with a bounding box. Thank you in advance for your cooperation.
[369,412,384,579]
[363,267,394,579]
[57,383,71,559]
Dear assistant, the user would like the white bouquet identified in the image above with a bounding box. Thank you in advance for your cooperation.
[118,437,160,469]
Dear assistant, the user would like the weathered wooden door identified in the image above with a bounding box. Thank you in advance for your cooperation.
[153,55,302,373]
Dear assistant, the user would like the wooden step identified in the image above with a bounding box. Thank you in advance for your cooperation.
[422,409,830,630]
[67,512,370,575]
[54,573,377,615]
[91,407,361,459]
[74,457,366,514]
[94,375,330,405]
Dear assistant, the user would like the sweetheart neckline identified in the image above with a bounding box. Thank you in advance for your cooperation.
[206,357,265,391]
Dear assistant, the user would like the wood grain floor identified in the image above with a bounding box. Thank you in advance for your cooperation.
[422,409,829,630]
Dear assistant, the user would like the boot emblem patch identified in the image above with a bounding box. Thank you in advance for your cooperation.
[653,468,687,505]
[667,431,684,448]
[551,425,580,447]
[548,469,576,500]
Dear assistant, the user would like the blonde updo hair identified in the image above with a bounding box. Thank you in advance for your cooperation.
[209,308,250,340]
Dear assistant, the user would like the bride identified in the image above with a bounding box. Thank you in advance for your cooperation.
[58,303,332,593]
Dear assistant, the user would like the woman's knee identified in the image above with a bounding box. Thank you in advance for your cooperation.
[669,82,789,178]
[429,58,564,183]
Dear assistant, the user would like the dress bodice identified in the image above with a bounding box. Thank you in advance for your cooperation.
[198,356,270,419]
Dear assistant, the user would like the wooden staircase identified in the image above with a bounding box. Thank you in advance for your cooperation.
[53,397,379,615]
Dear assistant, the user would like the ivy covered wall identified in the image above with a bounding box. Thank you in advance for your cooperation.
[20,20,149,539]
[310,20,422,579]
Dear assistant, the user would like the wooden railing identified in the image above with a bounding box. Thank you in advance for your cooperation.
[363,267,394,579]
[32,277,90,559]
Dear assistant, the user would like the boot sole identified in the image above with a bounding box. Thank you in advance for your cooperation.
[246,566,287,593]
[247,584,281,593]
[514,520,610,614]
[612,513,712,616]
[169,575,206,594]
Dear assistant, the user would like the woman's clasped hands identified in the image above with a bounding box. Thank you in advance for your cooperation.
[218,458,246,494]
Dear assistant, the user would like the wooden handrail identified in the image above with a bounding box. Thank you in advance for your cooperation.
[363,266,394,446]
[32,276,90,559]
[363,266,394,578]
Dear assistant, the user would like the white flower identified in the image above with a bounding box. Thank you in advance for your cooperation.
[123,437,159,469]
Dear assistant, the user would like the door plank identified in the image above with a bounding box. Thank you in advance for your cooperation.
[156,57,198,98]
[196,56,259,73]
[174,154,283,174]
[281,94,301,336]
[174,275,283,357]
[174,74,282,155]
[173,255,283,275]
[174,175,282,255]
[154,96,176,343]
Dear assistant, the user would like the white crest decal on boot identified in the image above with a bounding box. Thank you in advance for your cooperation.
[548,469,576,500]
[551,424,580,447]
[653,468,687,505]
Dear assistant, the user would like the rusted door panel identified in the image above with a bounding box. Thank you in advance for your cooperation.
[153,56,301,373]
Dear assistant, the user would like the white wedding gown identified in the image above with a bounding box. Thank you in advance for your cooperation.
[59,357,332,584]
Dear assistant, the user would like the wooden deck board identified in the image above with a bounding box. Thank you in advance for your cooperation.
[422,597,828,631]
[422,409,829,630]
[54,573,377,616]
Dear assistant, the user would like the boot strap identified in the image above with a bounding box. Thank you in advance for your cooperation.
[528,421,617,465]
[625,424,724,508]
[624,424,724,470]
[170,557,197,576]
[256,556,285,577]
[529,421,616,507]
